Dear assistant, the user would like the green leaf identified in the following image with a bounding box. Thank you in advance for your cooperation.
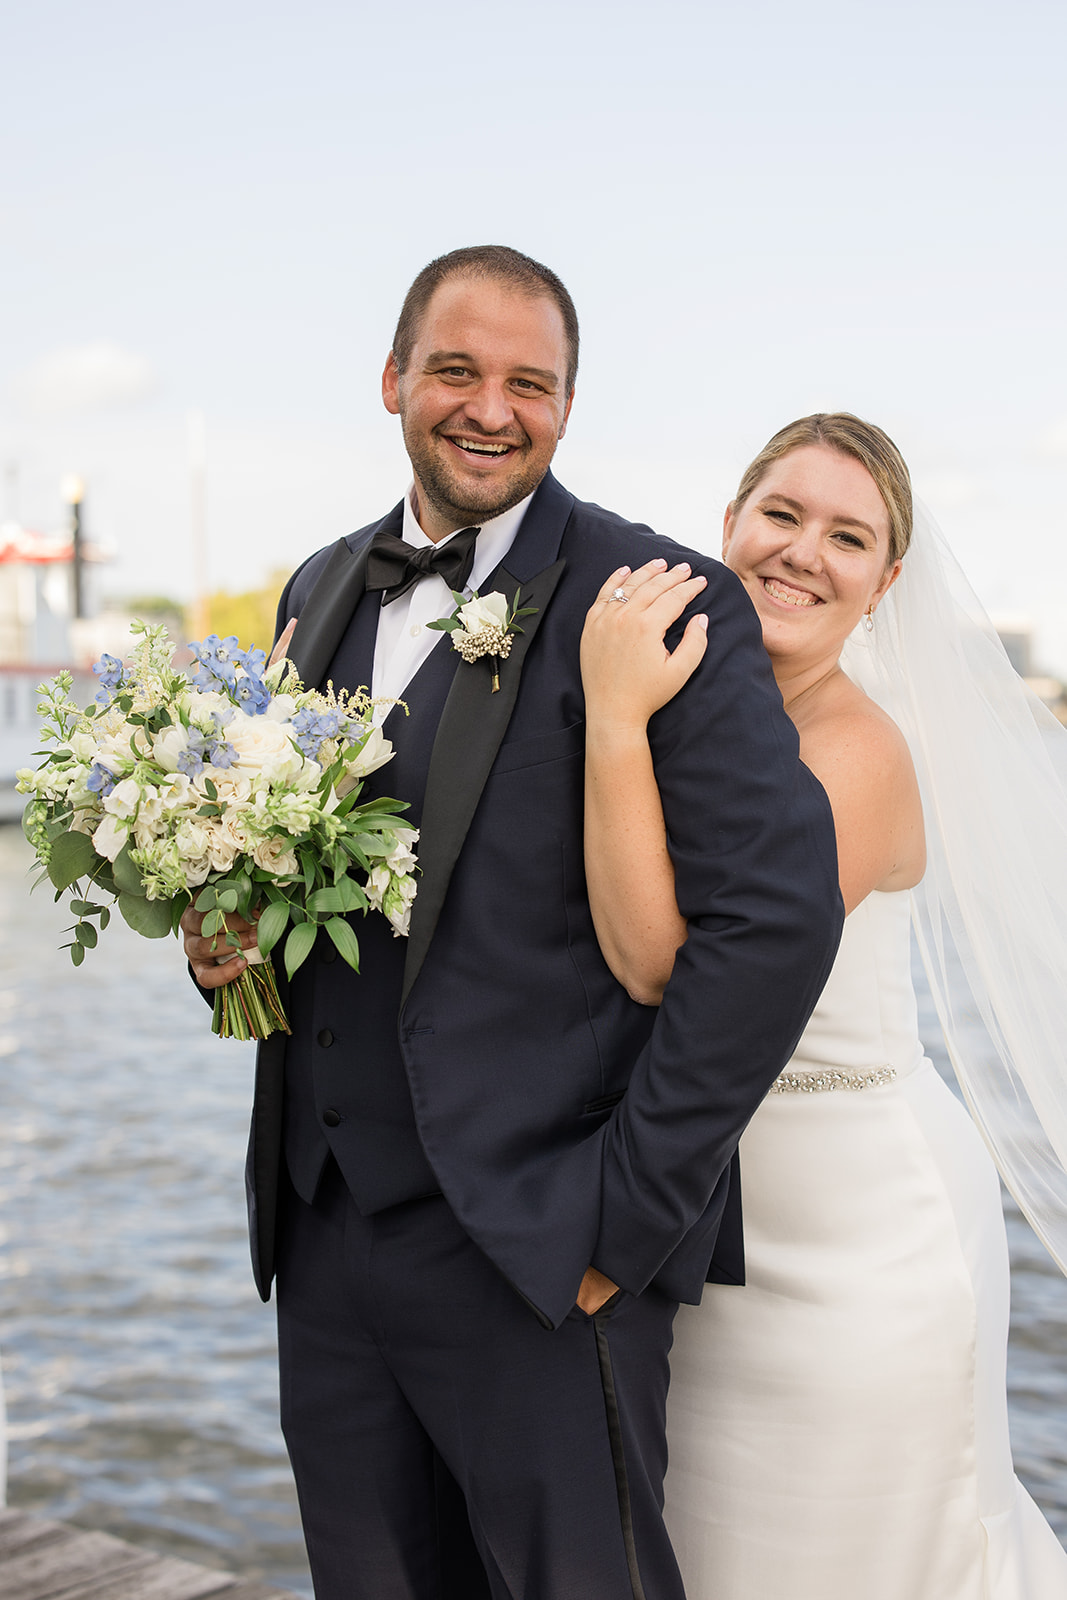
[117,891,174,938]
[70,942,85,966]
[325,916,361,971]
[203,777,218,801]
[99,907,111,931]
[195,886,220,912]
[75,922,98,948]
[69,899,98,916]
[425,617,460,632]
[307,885,347,916]
[113,842,146,896]
[255,899,291,959]
[284,919,318,979]
[217,888,238,914]
[47,830,98,891]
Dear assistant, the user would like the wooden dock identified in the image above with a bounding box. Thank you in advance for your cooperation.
[0,1508,304,1600]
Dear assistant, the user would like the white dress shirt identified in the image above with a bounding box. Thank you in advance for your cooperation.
[370,486,535,715]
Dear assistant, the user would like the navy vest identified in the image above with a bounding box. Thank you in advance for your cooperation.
[283,588,461,1211]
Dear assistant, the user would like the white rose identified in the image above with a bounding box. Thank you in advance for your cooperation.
[152,723,191,772]
[251,833,300,879]
[226,710,305,786]
[197,770,252,806]
[204,811,248,873]
[458,592,508,633]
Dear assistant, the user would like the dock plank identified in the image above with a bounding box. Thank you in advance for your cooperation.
[0,1511,302,1600]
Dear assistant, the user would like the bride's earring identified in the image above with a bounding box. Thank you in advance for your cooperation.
[864,605,875,633]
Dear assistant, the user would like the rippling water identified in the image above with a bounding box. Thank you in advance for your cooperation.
[1,826,1065,1596]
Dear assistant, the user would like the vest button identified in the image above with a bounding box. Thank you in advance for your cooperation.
[322,1108,341,1128]
[317,1029,334,1047]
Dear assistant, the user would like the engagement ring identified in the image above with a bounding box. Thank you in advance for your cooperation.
[609,588,629,603]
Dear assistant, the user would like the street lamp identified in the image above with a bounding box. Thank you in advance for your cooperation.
[60,473,86,620]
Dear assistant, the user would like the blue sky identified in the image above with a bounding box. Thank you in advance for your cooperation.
[3,0,1067,664]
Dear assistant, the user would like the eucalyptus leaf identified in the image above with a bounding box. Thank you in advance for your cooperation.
[70,942,85,966]
[118,892,173,938]
[284,919,318,979]
[75,922,98,948]
[113,842,146,896]
[47,830,98,891]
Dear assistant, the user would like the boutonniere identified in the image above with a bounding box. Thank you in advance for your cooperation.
[427,588,538,693]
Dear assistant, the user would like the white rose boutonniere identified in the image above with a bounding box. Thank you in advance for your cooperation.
[427,588,538,693]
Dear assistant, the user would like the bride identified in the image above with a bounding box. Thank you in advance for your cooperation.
[579,414,1067,1597]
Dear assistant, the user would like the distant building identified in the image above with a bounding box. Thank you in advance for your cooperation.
[989,611,1066,718]
[989,612,1033,679]
[0,524,96,820]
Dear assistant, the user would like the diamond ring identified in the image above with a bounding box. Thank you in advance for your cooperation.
[609,588,629,603]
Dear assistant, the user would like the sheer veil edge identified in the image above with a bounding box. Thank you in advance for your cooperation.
[842,504,1067,1275]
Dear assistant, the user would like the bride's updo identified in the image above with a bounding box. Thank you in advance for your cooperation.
[731,414,913,564]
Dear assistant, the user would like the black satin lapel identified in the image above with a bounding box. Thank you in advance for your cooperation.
[287,540,371,690]
[401,558,567,1005]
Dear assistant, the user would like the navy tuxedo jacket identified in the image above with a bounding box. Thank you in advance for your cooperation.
[245,472,842,1329]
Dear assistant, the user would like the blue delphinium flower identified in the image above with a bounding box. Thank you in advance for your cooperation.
[234,672,270,715]
[92,652,125,704]
[177,746,205,778]
[290,706,351,761]
[188,634,241,692]
[208,738,238,768]
[85,762,116,797]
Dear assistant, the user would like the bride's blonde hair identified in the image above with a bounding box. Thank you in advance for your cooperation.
[732,413,913,564]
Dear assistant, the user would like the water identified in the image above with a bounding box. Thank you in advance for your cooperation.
[1,827,1066,1597]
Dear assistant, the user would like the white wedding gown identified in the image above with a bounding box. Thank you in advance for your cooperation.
[664,890,1067,1599]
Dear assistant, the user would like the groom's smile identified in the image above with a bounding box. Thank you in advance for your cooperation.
[382,275,574,543]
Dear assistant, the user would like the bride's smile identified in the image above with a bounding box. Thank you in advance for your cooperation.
[722,443,902,676]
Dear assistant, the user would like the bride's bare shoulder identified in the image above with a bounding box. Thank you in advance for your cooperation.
[796,674,925,907]
[798,674,914,779]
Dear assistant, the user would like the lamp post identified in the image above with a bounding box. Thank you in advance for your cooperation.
[188,411,209,640]
[60,473,86,619]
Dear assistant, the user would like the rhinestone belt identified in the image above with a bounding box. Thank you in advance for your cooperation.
[769,1065,897,1094]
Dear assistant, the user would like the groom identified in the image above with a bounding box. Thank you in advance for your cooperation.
[185,245,842,1597]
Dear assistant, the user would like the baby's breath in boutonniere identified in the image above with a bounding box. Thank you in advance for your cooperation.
[427,589,538,692]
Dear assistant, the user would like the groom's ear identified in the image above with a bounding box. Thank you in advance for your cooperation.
[382,352,401,416]
[557,387,575,440]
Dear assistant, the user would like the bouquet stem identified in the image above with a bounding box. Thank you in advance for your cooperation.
[212,953,291,1041]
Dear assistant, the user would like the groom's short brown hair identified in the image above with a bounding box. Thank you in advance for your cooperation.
[391,245,580,393]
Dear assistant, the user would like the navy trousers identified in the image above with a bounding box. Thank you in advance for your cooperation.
[275,1161,686,1599]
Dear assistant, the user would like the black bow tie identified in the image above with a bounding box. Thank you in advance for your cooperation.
[365,524,481,605]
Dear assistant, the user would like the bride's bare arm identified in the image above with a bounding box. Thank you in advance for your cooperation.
[581,560,709,1005]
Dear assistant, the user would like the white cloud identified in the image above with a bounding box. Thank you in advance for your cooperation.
[12,341,159,416]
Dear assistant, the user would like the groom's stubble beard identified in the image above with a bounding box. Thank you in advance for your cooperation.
[400,415,554,531]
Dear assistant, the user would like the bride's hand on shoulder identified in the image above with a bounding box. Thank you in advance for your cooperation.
[580,559,710,730]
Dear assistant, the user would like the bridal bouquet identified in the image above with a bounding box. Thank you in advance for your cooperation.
[17,622,418,1041]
